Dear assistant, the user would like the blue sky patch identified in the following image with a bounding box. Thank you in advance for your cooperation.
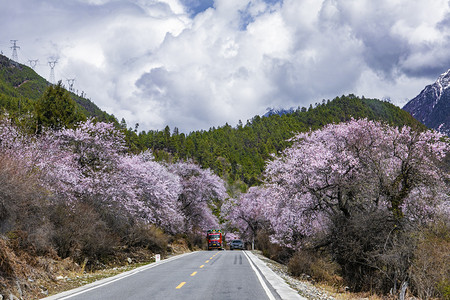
[181,0,283,19]
[263,0,282,4]
[180,0,214,17]
[238,0,282,31]
[239,3,255,31]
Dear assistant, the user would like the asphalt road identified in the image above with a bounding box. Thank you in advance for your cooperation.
[44,250,304,300]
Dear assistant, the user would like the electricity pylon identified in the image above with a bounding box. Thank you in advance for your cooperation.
[28,59,39,70]
[66,78,75,92]
[10,40,20,62]
[48,60,58,84]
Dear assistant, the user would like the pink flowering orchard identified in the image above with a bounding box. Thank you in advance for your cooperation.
[0,118,226,235]
[227,119,449,247]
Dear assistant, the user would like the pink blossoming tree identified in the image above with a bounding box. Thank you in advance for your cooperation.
[169,161,227,232]
[226,119,448,292]
[263,119,449,246]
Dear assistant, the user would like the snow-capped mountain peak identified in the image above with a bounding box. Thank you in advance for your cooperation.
[403,69,450,136]
[434,69,450,101]
[437,69,450,88]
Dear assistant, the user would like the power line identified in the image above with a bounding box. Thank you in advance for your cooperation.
[48,59,58,84]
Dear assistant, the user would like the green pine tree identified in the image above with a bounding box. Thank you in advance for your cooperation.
[35,81,85,132]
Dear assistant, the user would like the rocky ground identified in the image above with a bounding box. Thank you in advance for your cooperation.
[253,251,339,300]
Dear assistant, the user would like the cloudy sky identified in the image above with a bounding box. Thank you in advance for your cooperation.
[1,0,450,133]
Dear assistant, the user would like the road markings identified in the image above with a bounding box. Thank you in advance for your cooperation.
[191,271,197,276]
[210,257,213,259]
[199,265,205,268]
[243,251,276,300]
[205,260,210,263]
[45,252,196,300]
[176,282,186,289]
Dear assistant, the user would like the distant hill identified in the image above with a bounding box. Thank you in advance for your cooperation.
[139,94,424,186]
[403,69,450,136]
[0,54,115,123]
[263,107,295,117]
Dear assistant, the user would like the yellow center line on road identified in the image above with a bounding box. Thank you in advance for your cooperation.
[210,257,213,259]
[199,265,205,268]
[191,271,197,276]
[176,282,186,289]
[205,260,210,263]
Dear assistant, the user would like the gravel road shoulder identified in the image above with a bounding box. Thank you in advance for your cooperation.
[252,251,337,300]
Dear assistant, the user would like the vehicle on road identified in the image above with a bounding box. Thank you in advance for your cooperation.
[229,239,244,250]
[207,229,223,250]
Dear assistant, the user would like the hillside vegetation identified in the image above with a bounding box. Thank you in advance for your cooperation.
[136,95,424,187]
[0,54,115,125]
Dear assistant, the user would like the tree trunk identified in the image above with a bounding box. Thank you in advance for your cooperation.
[399,281,408,300]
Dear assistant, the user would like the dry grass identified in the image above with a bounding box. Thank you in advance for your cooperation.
[409,222,450,299]
[288,249,342,287]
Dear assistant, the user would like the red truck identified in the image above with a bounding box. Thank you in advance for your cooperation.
[206,229,223,250]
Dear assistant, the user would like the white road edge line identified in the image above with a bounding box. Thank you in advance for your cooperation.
[244,251,306,300]
[243,250,277,300]
[42,252,196,300]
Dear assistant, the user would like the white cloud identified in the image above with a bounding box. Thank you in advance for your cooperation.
[1,0,450,132]
[354,69,432,106]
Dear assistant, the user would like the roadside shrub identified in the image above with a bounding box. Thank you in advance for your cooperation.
[329,210,414,293]
[50,202,118,266]
[183,232,205,250]
[409,221,450,299]
[438,280,450,300]
[0,237,14,278]
[256,229,293,264]
[288,249,341,285]
[125,223,168,255]
[0,154,52,255]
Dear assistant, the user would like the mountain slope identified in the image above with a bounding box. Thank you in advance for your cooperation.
[140,95,424,186]
[0,54,114,122]
[403,69,450,135]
